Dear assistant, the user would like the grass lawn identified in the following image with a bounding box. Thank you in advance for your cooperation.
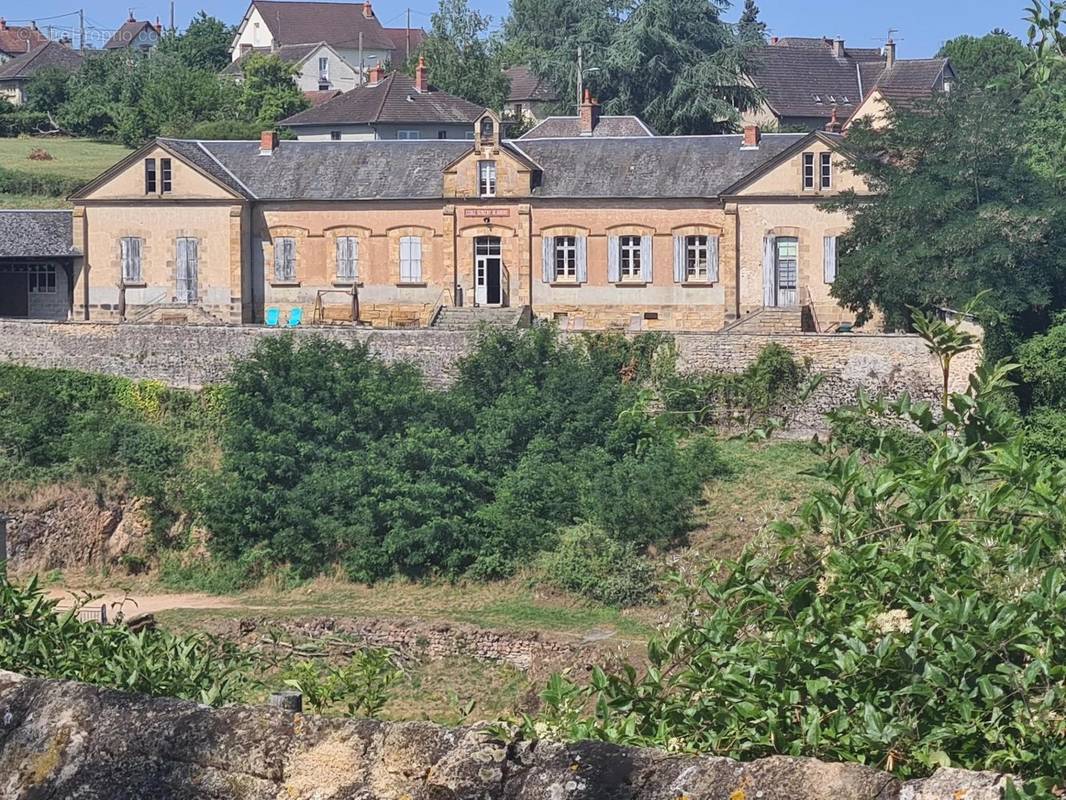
[0,137,130,182]
[0,193,72,208]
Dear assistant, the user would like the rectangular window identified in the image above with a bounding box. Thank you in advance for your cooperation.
[824,235,837,283]
[398,130,421,140]
[330,131,341,141]
[437,130,448,139]
[144,158,156,194]
[176,237,198,303]
[336,236,359,281]
[273,237,296,282]
[820,152,832,190]
[554,236,577,280]
[160,158,172,193]
[685,236,709,281]
[399,235,422,282]
[27,264,56,294]
[120,236,143,284]
[619,235,642,279]
[478,160,497,197]
[318,56,328,80]
[802,152,815,190]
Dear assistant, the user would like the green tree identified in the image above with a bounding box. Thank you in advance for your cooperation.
[24,66,74,115]
[937,31,1031,90]
[159,11,236,72]
[737,0,767,43]
[825,89,1066,331]
[415,0,508,109]
[600,0,758,134]
[237,52,308,128]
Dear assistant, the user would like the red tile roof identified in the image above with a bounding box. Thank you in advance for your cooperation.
[0,20,48,58]
[251,1,396,52]
[103,19,160,50]
[304,89,342,106]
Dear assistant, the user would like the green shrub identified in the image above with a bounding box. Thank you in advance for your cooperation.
[282,648,401,717]
[538,523,657,607]
[0,575,248,705]
[829,407,934,462]
[1018,320,1066,407]
[0,111,50,137]
[157,546,285,594]
[1022,406,1066,460]
[0,166,85,196]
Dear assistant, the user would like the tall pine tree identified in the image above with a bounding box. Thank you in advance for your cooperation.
[737,0,767,43]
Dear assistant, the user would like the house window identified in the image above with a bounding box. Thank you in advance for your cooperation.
[802,152,815,190]
[685,236,710,281]
[273,236,296,282]
[120,236,143,284]
[775,237,799,302]
[330,131,341,141]
[398,130,421,140]
[144,159,156,193]
[27,264,56,294]
[554,236,577,280]
[480,117,494,141]
[514,103,524,117]
[318,56,329,88]
[336,236,359,281]
[820,152,832,190]
[399,236,423,282]
[619,236,642,279]
[478,160,497,197]
[161,158,172,193]
[437,130,447,139]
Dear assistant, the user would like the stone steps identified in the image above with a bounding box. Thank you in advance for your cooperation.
[433,306,531,330]
[722,307,804,335]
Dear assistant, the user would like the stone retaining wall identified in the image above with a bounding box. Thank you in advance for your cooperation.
[0,671,1014,799]
[0,320,978,428]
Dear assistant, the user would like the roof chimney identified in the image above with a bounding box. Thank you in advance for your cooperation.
[742,123,761,149]
[414,55,428,92]
[0,19,6,31]
[884,37,896,68]
[128,8,135,22]
[832,37,845,58]
[368,63,385,85]
[363,0,374,19]
[259,130,278,155]
[579,88,600,136]
[770,36,778,44]
[825,107,843,133]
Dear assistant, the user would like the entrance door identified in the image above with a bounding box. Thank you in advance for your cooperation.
[475,237,503,306]
[0,269,28,317]
[176,237,199,304]
[774,237,799,307]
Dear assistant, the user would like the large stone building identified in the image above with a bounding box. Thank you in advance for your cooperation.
[65,103,865,332]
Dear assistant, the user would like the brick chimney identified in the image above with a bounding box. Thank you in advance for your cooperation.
[832,37,845,58]
[742,123,761,148]
[368,63,385,85]
[825,107,843,133]
[579,88,600,136]
[363,0,374,19]
[414,55,428,93]
[884,37,896,68]
[259,130,278,155]
[770,35,778,44]
[0,19,7,32]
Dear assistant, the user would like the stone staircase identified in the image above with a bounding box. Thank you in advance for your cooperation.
[431,305,532,331]
[127,304,228,325]
[721,307,804,334]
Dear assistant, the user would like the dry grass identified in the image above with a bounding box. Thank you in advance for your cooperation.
[0,137,130,181]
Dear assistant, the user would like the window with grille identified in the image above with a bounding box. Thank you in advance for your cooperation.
[161,158,172,192]
[398,130,421,140]
[820,152,832,189]
[144,159,156,193]
[336,236,359,281]
[685,236,709,281]
[802,152,815,190]
[554,236,577,280]
[399,236,422,282]
[27,264,56,294]
[619,236,642,279]
[478,161,497,197]
[775,237,799,303]
[120,237,143,284]
[273,237,296,282]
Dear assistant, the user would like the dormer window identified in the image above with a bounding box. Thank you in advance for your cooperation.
[478,160,497,197]
[480,117,494,142]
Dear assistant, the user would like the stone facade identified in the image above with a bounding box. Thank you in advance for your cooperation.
[0,321,978,430]
[0,670,1018,800]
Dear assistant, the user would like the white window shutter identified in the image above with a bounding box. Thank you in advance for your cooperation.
[399,236,411,281]
[120,238,130,283]
[274,239,284,280]
[709,236,720,283]
[824,236,837,283]
[351,237,359,279]
[763,236,776,307]
[673,235,684,283]
[411,236,423,281]
[542,236,553,282]
[607,236,620,283]
[641,236,653,283]
[576,236,588,283]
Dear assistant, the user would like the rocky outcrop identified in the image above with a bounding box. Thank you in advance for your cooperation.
[0,671,1014,800]
[3,488,151,575]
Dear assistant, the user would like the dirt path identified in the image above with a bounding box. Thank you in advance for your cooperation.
[46,590,241,617]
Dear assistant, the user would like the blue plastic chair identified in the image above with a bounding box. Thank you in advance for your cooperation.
[265,307,281,327]
[287,307,304,327]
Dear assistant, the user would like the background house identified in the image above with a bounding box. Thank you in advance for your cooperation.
[281,59,485,141]
[222,42,359,94]
[0,18,48,63]
[520,93,655,139]
[0,41,83,106]
[103,14,162,52]
[503,66,558,124]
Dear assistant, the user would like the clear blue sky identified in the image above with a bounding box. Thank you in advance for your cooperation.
[10,0,1033,57]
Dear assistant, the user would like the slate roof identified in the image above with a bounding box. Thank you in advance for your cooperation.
[157,132,811,201]
[0,210,77,258]
[0,41,83,80]
[104,19,159,50]
[505,66,557,103]
[280,72,485,127]
[304,88,342,106]
[771,37,882,60]
[250,1,396,52]
[868,59,953,107]
[221,43,322,76]
[0,22,48,58]
[521,115,656,139]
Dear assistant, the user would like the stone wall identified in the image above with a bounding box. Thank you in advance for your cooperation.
[0,321,977,428]
[0,670,1014,799]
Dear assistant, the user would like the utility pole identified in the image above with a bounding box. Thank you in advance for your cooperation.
[358,31,364,85]
[79,9,84,51]
[170,0,175,33]
[576,45,583,108]
[405,8,411,63]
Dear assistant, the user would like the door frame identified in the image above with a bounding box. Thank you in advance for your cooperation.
[773,236,799,307]
[474,236,504,306]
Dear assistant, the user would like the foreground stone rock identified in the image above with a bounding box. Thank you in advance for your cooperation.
[0,671,1010,799]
